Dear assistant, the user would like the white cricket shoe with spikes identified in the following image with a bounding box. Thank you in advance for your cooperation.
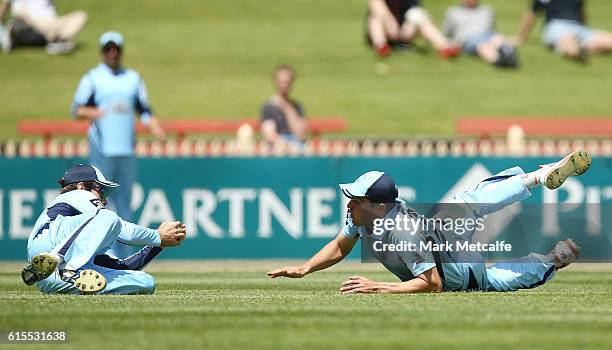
[537,150,592,190]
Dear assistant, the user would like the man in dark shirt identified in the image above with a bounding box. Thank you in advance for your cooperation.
[260,64,306,146]
[515,0,612,60]
[366,0,460,58]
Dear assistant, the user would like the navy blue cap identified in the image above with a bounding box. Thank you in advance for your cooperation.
[339,171,398,203]
[58,164,119,188]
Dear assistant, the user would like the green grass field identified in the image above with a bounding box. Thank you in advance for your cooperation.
[0,262,611,349]
[1,0,612,140]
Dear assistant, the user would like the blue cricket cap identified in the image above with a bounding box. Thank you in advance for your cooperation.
[99,31,124,48]
[58,164,119,188]
[339,171,398,203]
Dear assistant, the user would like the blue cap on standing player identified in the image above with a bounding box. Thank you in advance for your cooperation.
[339,171,398,203]
[58,164,119,188]
[99,31,124,48]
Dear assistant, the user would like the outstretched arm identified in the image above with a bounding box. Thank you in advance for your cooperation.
[267,231,358,278]
[0,0,11,24]
[339,267,443,294]
[118,220,186,248]
[515,9,537,45]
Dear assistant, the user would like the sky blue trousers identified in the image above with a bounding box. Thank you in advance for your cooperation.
[89,146,137,259]
[447,166,556,292]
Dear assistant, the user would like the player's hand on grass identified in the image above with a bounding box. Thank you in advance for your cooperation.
[158,221,186,247]
[340,275,379,294]
[266,266,309,278]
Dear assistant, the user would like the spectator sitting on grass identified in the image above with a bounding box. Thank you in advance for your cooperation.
[366,0,461,58]
[0,0,87,54]
[260,64,306,147]
[0,17,48,53]
[515,0,612,62]
[443,0,518,68]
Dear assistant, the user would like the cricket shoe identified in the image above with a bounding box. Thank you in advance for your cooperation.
[550,239,581,270]
[376,44,392,57]
[61,269,107,294]
[537,150,592,190]
[45,40,75,55]
[494,44,519,69]
[21,253,59,286]
[439,44,461,59]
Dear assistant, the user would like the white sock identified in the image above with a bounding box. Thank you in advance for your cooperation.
[521,171,542,189]
[48,252,64,265]
[530,253,556,265]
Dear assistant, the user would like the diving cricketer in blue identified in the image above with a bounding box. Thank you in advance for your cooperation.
[71,31,165,227]
[268,150,591,293]
[21,164,186,294]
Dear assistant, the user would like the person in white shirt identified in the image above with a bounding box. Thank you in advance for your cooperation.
[0,0,87,54]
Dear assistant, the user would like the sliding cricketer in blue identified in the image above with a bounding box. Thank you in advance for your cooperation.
[268,150,591,294]
[21,164,186,294]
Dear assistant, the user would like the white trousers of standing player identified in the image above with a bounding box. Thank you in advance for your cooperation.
[27,209,155,295]
[452,166,557,292]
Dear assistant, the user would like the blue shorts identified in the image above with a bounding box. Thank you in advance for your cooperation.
[542,19,596,48]
[279,134,305,149]
[462,32,495,55]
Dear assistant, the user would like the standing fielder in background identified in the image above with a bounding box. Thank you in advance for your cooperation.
[268,150,591,293]
[21,164,186,294]
[72,31,166,258]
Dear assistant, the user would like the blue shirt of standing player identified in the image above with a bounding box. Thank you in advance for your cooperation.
[70,31,165,156]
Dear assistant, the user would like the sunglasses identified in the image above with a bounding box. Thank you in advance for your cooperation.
[102,43,122,53]
[88,183,110,200]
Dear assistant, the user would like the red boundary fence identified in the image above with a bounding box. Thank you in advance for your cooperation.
[456,117,612,137]
[17,117,348,141]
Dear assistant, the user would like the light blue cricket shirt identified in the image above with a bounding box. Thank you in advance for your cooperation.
[71,63,153,157]
[343,199,437,281]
